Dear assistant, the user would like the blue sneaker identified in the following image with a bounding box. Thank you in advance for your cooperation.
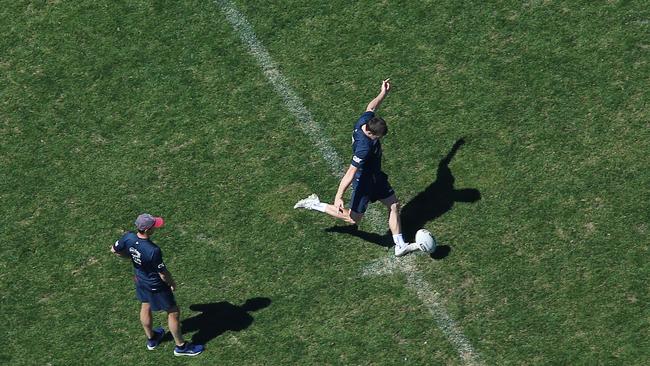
[146,327,165,350]
[174,342,204,357]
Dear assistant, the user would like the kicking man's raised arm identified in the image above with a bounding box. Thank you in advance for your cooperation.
[366,79,391,112]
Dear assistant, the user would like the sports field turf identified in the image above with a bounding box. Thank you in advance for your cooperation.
[1,1,648,365]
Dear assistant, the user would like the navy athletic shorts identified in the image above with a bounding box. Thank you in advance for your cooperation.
[136,285,177,312]
[350,172,395,214]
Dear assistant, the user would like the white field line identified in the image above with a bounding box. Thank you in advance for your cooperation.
[362,256,483,365]
[215,0,385,232]
[215,1,482,364]
[215,0,343,178]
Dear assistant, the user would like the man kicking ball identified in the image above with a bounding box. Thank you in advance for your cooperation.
[294,79,419,257]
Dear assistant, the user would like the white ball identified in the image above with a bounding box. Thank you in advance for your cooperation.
[415,229,437,253]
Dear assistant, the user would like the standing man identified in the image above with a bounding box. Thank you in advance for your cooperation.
[294,79,419,257]
[111,213,204,356]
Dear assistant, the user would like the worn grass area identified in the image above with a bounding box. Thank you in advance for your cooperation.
[1,1,648,365]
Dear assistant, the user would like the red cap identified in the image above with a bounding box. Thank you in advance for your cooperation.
[135,214,165,231]
[153,216,164,228]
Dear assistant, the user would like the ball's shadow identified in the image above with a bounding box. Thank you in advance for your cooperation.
[325,138,480,259]
[429,244,451,260]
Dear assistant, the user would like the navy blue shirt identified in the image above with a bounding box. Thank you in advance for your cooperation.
[351,111,383,179]
[114,232,169,292]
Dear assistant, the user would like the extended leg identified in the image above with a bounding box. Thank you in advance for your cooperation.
[294,193,359,224]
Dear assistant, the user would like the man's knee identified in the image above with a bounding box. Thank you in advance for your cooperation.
[167,306,180,317]
[389,200,401,212]
[380,194,399,209]
[349,211,364,224]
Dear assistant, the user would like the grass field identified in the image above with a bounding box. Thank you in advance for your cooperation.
[1,1,649,365]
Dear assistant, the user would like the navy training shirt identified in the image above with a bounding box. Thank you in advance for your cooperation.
[114,231,169,292]
[351,111,383,179]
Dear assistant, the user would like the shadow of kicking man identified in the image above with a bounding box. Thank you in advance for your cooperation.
[400,138,481,241]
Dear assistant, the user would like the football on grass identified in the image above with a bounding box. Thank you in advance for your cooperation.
[415,229,436,253]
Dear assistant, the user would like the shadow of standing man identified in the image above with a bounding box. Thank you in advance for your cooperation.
[180,297,271,345]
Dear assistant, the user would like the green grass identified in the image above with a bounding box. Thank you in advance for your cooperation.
[1,0,648,365]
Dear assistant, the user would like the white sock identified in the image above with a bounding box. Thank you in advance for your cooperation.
[393,234,406,246]
[312,202,327,212]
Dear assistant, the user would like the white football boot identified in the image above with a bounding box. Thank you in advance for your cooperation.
[293,193,320,210]
[394,243,419,257]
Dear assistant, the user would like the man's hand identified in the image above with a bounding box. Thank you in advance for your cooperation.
[367,79,391,112]
[334,196,345,213]
[381,78,390,94]
[110,245,129,259]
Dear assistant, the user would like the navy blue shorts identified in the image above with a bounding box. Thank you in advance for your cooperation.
[136,285,177,312]
[350,172,395,214]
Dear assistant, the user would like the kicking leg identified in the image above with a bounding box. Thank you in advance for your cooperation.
[324,204,359,223]
[381,194,401,237]
[380,194,417,256]
[294,193,358,224]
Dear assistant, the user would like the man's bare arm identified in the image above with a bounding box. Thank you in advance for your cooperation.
[159,269,177,291]
[334,164,358,210]
[366,79,391,112]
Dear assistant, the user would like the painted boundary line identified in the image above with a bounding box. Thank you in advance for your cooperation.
[363,255,483,365]
[215,0,386,231]
[215,0,343,179]
[215,1,482,364]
